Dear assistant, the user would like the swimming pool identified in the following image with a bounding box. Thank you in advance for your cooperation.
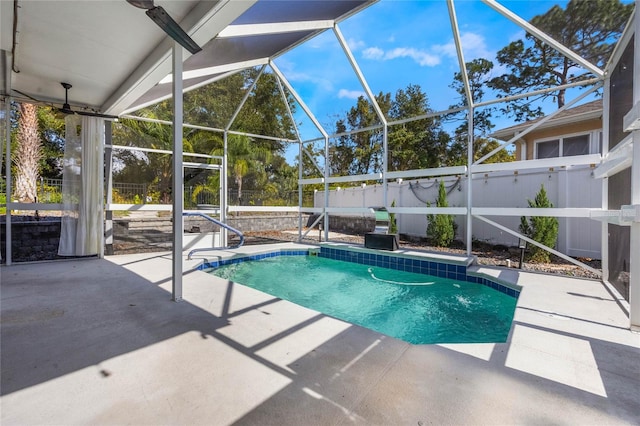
[205,247,520,345]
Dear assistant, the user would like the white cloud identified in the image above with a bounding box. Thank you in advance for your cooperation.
[338,89,365,99]
[432,32,492,61]
[347,38,366,51]
[362,46,440,66]
[385,47,440,66]
[459,32,492,59]
[363,46,384,60]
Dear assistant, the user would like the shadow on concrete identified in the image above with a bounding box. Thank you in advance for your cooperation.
[1,255,639,424]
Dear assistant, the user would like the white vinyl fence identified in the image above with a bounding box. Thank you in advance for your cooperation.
[315,164,602,259]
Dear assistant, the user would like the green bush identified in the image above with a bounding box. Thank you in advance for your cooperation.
[426,181,455,247]
[519,184,558,263]
[389,200,398,234]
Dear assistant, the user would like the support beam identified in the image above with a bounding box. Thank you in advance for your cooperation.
[482,0,604,78]
[447,0,474,256]
[222,131,228,247]
[172,43,184,302]
[103,121,113,257]
[270,62,328,138]
[475,215,602,277]
[324,136,330,241]
[333,24,387,126]
[629,0,640,331]
[475,84,601,165]
[4,52,11,265]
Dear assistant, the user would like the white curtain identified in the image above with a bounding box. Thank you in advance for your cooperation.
[58,115,104,256]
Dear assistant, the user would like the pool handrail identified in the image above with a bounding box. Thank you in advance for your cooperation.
[183,212,245,259]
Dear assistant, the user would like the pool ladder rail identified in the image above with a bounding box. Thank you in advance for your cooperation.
[183,212,245,259]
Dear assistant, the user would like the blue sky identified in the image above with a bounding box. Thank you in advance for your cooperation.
[270,0,608,162]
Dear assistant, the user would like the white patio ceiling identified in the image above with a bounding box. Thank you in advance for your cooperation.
[0,0,372,116]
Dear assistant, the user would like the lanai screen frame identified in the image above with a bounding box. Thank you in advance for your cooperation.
[2,0,638,329]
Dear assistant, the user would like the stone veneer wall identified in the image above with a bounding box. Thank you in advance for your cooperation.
[0,217,63,262]
[1,214,373,262]
[326,215,375,234]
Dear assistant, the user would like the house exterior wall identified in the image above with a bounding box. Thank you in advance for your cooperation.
[512,118,602,160]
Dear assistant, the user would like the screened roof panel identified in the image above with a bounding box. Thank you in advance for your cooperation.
[232,1,370,25]
[184,32,317,73]
[124,0,374,113]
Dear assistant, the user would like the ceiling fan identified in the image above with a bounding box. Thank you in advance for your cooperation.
[126,0,202,55]
[58,83,118,119]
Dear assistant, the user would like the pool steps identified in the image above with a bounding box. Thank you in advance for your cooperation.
[199,245,521,299]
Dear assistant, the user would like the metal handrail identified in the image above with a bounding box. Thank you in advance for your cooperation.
[183,212,244,259]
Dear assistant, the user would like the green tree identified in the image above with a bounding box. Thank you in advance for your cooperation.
[115,112,196,203]
[426,181,455,247]
[114,68,297,204]
[36,106,66,179]
[331,85,450,176]
[519,184,559,263]
[447,58,514,166]
[387,85,450,171]
[488,0,633,121]
[330,93,389,176]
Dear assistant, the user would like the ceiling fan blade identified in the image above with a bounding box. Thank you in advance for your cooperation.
[126,0,155,9]
[75,110,119,120]
[146,6,202,55]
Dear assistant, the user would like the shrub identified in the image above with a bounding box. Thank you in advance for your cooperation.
[389,200,398,234]
[426,181,455,247]
[519,184,558,263]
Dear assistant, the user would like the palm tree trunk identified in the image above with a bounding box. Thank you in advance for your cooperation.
[14,103,41,203]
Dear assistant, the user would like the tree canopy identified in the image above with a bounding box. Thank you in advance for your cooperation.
[447,58,514,165]
[488,0,633,121]
[113,68,298,204]
[330,85,451,176]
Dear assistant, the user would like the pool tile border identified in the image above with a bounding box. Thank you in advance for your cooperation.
[201,247,520,299]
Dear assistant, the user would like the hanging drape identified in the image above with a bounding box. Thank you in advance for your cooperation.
[58,115,104,256]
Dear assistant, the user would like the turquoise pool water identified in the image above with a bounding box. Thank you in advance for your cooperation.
[209,255,517,344]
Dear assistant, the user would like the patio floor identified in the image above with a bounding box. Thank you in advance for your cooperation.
[1,243,639,425]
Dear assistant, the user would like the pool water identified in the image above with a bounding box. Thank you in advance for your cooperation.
[209,255,517,344]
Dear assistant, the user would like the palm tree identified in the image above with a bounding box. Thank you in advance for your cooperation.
[14,103,41,203]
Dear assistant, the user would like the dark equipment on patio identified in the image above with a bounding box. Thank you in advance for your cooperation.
[364,207,399,251]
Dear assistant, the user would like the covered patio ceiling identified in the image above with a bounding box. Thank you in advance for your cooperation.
[0,0,373,116]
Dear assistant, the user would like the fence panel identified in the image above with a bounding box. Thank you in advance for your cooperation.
[314,165,602,258]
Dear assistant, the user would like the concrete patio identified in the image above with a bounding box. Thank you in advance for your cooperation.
[1,243,639,425]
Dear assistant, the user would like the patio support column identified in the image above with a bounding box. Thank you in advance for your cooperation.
[466,107,474,256]
[4,52,12,265]
[102,121,112,258]
[222,131,228,246]
[172,42,184,302]
[629,0,640,331]
[324,135,330,241]
[298,140,303,240]
[447,0,473,256]
[383,123,388,208]
[601,70,610,281]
